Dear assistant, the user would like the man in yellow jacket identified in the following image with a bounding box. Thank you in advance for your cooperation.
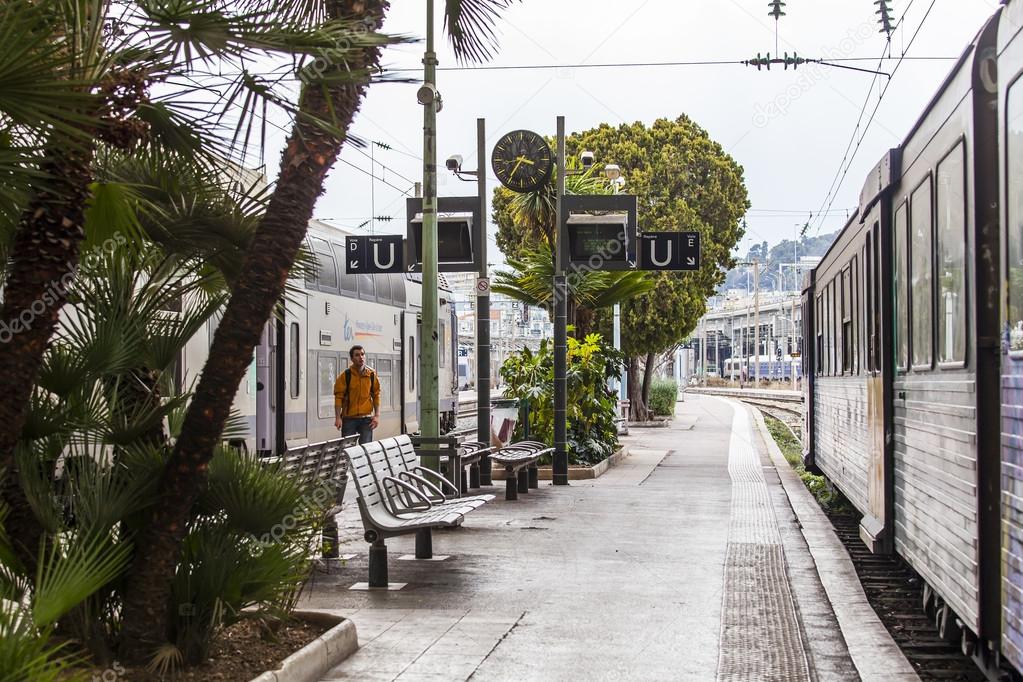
[333,345,380,444]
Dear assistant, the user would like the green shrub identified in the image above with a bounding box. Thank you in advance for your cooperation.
[500,333,625,465]
[648,379,678,416]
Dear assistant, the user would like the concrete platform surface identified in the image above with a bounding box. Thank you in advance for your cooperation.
[300,394,908,681]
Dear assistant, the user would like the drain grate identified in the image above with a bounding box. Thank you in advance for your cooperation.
[717,406,811,682]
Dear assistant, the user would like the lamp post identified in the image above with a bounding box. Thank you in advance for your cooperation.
[553,116,568,485]
[605,163,627,404]
[445,120,490,481]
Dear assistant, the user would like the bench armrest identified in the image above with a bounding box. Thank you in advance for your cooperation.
[411,466,459,497]
[381,475,434,513]
[398,470,449,500]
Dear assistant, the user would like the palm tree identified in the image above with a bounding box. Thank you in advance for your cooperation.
[492,243,653,337]
[0,0,363,569]
[118,0,521,658]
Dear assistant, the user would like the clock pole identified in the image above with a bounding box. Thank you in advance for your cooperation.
[553,116,569,485]
[420,0,440,470]
[476,117,492,484]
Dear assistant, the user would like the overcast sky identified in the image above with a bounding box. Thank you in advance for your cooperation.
[267,0,1000,265]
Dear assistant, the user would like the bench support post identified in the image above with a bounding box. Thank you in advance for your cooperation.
[528,464,539,489]
[460,469,469,495]
[322,518,340,559]
[505,468,518,501]
[480,454,493,486]
[469,463,481,489]
[517,468,529,494]
[369,540,388,588]
[415,528,433,559]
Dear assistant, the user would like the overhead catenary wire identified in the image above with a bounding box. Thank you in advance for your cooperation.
[809,0,934,236]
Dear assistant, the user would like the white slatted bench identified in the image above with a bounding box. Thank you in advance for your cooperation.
[385,436,495,506]
[490,441,554,500]
[344,437,491,587]
[267,435,359,558]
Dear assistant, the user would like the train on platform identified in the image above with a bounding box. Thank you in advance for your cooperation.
[181,219,460,456]
[802,3,1023,677]
[722,355,802,382]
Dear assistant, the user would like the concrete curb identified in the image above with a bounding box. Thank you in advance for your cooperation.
[249,611,359,682]
[747,404,920,682]
[489,445,630,481]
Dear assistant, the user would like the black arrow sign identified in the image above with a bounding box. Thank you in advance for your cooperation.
[346,235,404,274]
[638,232,701,271]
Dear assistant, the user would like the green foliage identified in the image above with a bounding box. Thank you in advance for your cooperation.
[763,414,852,514]
[500,333,625,465]
[647,379,678,417]
[560,118,749,356]
[0,599,83,682]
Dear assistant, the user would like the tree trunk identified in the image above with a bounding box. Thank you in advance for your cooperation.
[0,140,94,574]
[118,0,389,661]
[628,357,647,421]
[641,351,656,411]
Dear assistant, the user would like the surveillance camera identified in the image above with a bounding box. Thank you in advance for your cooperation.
[446,154,463,172]
[580,151,595,167]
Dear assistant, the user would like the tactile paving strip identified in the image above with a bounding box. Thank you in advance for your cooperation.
[717,405,811,681]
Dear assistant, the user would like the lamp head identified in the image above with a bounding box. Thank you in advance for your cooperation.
[603,164,622,181]
[579,150,595,168]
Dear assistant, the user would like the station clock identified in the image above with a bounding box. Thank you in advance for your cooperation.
[491,129,553,193]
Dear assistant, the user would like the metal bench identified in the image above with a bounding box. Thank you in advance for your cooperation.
[344,437,491,588]
[490,441,554,500]
[267,435,359,558]
[381,436,494,511]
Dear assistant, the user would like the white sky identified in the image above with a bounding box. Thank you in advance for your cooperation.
[263,0,1000,265]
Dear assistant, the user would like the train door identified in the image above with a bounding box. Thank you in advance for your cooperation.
[402,310,420,433]
[308,350,341,443]
[284,303,308,447]
[254,323,277,455]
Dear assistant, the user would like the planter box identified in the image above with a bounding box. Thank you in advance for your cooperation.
[250,611,358,682]
[488,445,630,481]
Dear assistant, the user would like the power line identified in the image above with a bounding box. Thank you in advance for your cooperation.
[810,0,935,235]
[383,55,955,74]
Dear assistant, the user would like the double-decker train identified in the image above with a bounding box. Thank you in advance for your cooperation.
[181,219,460,455]
[802,3,1023,677]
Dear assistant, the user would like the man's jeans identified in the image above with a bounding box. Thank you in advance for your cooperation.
[342,417,374,444]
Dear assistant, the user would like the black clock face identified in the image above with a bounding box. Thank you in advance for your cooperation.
[491,129,553,193]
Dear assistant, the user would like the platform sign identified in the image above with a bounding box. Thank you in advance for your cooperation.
[345,235,404,274]
[639,232,701,271]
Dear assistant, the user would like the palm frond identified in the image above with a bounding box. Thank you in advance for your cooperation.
[32,532,131,628]
[444,0,518,64]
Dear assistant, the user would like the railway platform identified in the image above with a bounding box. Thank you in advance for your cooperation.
[299,393,915,681]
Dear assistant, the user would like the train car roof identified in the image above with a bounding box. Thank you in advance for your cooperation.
[999,0,1023,55]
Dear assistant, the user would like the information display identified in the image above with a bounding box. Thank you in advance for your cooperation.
[345,235,404,274]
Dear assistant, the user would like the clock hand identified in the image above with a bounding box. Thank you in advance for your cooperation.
[510,157,524,178]
[514,155,535,165]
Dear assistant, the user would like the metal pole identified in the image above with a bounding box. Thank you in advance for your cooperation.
[420,0,439,468]
[613,304,625,400]
[701,319,707,383]
[475,118,493,483]
[553,116,568,486]
[754,259,761,385]
[370,143,375,235]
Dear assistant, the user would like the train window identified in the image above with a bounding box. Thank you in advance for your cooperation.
[910,177,933,369]
[357,273,376,301]
[290,323,300,399]
[842,268,852,374]
[374,274,392,305]
[894,202,909,371]
[334,242,358,297]
[391,275,407,308]
[864,238,872,372]
[376,358,392,411]
[439,320,447,368]
[309,237,338,292]
[317,354,337,420]
[1009,81,1023,351]
[815,295,823,376]
[408,335,415,390]
[936,141,967,366]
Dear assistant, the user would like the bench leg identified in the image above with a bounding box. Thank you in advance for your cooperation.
[369,540,388,588]
[469,463,481,489]
[460,468,468,495]
[517,468,529,494]
[505,467,518,501]
[322,517,339,559]
[415,528,433,559]
[528,464,539,489]
[481,454,493,486]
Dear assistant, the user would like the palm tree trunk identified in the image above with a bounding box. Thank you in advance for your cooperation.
[0,141,94,573]
[628,357,647,421]
[118,0,389,660]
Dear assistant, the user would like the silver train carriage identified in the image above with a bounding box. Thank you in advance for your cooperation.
[804,3,1023,677]
[181,219,459,455]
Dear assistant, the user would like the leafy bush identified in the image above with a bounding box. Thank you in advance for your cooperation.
[648,379,678,417]
[500,333,625,465]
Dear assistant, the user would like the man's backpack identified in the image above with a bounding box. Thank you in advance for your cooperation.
[344,367,377,413]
